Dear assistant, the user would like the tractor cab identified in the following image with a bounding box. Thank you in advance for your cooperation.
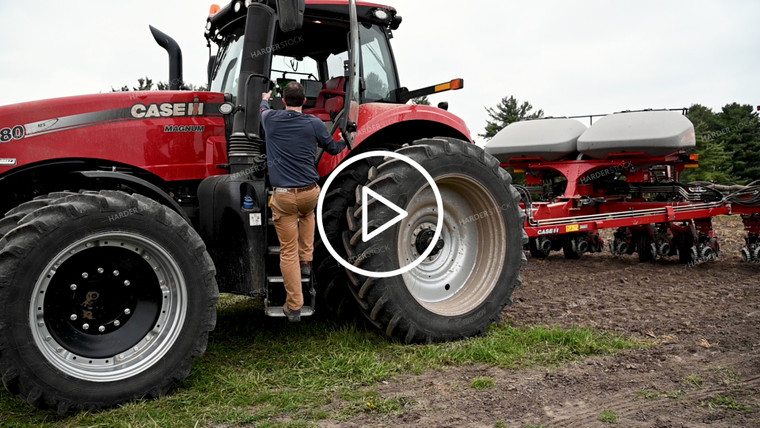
[207,1,402,137]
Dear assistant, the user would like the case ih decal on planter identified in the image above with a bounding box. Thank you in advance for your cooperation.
[537,227,560,235]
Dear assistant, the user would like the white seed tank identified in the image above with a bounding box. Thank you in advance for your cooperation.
[484,110,696,162]
[577,110,695,159]
[484,118,587,162]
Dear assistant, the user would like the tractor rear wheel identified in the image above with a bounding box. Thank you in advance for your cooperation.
[342,138,526,343]
[0,191,218,412]
[313,159,380,320]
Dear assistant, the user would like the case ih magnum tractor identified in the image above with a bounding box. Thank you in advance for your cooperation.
[0,0,525,412]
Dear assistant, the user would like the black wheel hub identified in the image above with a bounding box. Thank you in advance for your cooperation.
[44,247,162,358]
[415,229,445,257]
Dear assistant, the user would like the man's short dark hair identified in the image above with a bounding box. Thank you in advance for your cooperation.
[283,81,306,106]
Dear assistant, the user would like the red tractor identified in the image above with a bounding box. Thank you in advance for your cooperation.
[0,0,525,412]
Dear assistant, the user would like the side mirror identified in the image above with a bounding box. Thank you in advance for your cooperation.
[207,55,217,89]
[276,0,305,32]
[438,102,449,111]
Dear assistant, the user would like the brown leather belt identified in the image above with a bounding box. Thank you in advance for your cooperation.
[273,183,318,194]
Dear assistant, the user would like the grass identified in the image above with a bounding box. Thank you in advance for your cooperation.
[711,366,741,384]
[684,374,703,388]
[699,395,754,412]
[0,294,641,427]
[470,377,496,390]
[598,409,619,424]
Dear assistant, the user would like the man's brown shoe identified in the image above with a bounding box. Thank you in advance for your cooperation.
[283,304,301,322]
[300,262,312,277]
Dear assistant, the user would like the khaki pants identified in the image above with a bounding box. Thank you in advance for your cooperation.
[270,185,320,311]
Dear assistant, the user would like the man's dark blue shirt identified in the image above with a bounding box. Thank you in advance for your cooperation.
[260,100,346,188]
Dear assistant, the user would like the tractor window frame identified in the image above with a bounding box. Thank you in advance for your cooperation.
[210,32,246,103]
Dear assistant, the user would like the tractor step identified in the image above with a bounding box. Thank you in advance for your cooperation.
[265,305,315,317]
[267,276,309,283]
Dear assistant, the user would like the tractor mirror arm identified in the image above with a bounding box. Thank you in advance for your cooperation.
[395,78,464,104]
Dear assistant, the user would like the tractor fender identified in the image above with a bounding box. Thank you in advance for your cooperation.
[317,103,472,177]
[73,170,192,224]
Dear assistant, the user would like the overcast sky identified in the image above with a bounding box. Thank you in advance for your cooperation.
[1,1,758,142]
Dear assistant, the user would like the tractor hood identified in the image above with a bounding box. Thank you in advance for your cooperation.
[0,91,229,181]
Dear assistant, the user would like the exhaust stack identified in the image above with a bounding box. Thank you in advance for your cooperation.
[150,25,184,90]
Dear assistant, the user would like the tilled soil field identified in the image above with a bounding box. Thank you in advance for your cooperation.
[334,216,760,427]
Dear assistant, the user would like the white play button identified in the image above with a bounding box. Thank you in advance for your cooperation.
[317,150,443,278]
[361,186,408,242]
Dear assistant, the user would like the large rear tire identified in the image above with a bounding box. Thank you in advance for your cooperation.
[0,191,79,247]
[342,138,527,343]
[0,191,218,412]
[314,159,380,320]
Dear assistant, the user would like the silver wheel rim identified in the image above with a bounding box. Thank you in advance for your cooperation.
[398,174,507,316]
[30,232,187,382]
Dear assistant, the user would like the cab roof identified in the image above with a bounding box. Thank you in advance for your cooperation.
[206,0,399,44]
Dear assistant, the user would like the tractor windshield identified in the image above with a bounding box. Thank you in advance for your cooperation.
[210,14,400,104]
[210,32,245,103]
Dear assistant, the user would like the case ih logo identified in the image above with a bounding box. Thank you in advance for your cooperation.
[130,102,205,119]
[537,227,559,235]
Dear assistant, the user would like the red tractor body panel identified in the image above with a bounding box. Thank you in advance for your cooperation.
[318,102,472,176]
[1,92,469,183]
[0,91,229,181]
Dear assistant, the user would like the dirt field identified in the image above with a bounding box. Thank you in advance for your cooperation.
[331,216,760,427]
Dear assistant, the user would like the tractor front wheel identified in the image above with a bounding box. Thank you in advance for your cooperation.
[0,191,218,412]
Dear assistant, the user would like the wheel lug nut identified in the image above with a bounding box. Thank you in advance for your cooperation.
[70,284,77,291]
[98,326,106,332]
[81,272,89,279]
[82,323,90,330]
[124,308,131,315]
[114,320,121,327]
[70,314,78,321]
[97,267,104,274]
[124,280,131,286]
[113,270,120,277]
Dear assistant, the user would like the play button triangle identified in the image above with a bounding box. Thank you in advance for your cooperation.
[362,186,409,242]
